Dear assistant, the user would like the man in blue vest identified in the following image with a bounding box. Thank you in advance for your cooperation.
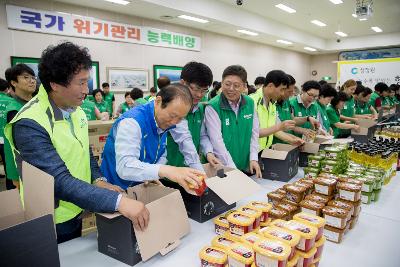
[101,83,204,192]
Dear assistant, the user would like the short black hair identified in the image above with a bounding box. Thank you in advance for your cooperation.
[209,82,221,99]
[331,91,349,108]
[264,70,289,87]
[149,87,156,93]
[287,74,296,86]
[248,85,257,95]
[102,82,110,88]
[5,64,35,91]
[180,61,213,88]
[212,81,219,88]
[302,80,321,92]
[374,82,389,93]
[0,78,9,92]
[92,88,104,98]
[157,76,170,89]
[320,84,337,98]
[222,65,247,83]
[130,87,144,100]
[254,76,266,86]
[362,87,373,97]
[389,84,398,92]
[39,42,92,93]
[157,83,192,108]
[354,84,365,96]
[124,92,130,98]
[318,80,328,86]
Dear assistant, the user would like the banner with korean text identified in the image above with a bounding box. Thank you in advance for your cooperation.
[6,5,201,51]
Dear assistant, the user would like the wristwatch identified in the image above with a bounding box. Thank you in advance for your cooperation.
[94,177,108,184]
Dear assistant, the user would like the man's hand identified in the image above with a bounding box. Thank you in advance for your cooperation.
[329,128,334,136]
[206,152,222,168]
[249,160,262,179]
[161,166,204,193]
[118,196,150,231]
[290,136,305,146]
[352,125,361,132]
[304,129,317,139]
[279,120,296,131]
[95,180,125,193]
[309,117,320,130]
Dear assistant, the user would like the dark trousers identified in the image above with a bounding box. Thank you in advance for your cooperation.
[56,213,83,244]
[0,144,15,190]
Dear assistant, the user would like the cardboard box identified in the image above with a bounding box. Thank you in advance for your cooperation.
[0,162,60,267]
[88,120,114,156]
[261,144,299,182]
[96,183,190,266]
[161,164,261,223]
[351,119,377,143]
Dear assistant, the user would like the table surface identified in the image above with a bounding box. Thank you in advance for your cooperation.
[59,168,400,267]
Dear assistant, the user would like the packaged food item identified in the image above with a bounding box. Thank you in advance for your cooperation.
[327,199,354,217]
[338,177,363,186]
[361,191,373,204]
[239,206,262,229]
[302,130,317,143]
[285,185,307,203]
[299,200,325,216]
[253,238,291,267]
[268,207,289,221]
[313,177,337,196]
[226,242,254,267]
[247,201,272,223]
[188,174,207,196]
[293,212,326,241]
[344,219,351,234]
[324,146,342,159]
[318,172,338,180]
[314,236,326,259]
[294,181,314,195]
[350,215,359,229]
[324,225,344,243]
[373,189,381,202]
[223,231,241,242]
[260,226,300,261]
[276,188,287,195]
[212,235,236,252]
[284,220,317,252]
[321,160,338,173]
[281,198,300,207]
[296,247,317,267]
[227,212,255,238]
[240,232,264,248]
[357,177,375,193]
[270,219,287,229]
[276,202,299,219]
[337,199,361,217]
[322,206,349,229]
[199,246,227,267]
[224,209,237,218]
[267,191,285,205]
[259,218,272,229]
[305,193,331,205]
[312,257,320,267]
[287,252,299,267]
[308,155,323,168]
[214,215,229,235]
[337,182,362,202]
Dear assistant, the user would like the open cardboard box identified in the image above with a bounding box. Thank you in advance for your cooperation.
[0,162,59,267]
[161,163,261,223]
[351,118,377,143]
[261,144,299,182]
[88,120,114,156]
[96,183,191,266]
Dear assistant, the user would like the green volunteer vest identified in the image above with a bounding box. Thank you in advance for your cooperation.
[389,96,400,105]
[273,99,293,144]
[316,101,330,132]
[104,92,114,115]
[5,86,91,224]
[86,95,95,102]
[369,91,380,108]
[341,96,355,118]
[326,106,341,138]
[120,102,131,114]
[208,94,254,170]
[250,91,276,151]
[135,98,148,105]
[95,101,109,113]
[382,96,392,107]
[0,92,13,140]
[355,101,372,115]
[80,99,97,121]
[166,104,205,167]
[289,96,319,137]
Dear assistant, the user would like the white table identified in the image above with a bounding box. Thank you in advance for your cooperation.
[59,169,400,267]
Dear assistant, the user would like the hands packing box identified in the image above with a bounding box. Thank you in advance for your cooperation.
[88,120,114,156]
[0,162,59,267]
[161,164,261,223]
[351,119,376,143]
[261,144,299,182]
[96,183,190,266]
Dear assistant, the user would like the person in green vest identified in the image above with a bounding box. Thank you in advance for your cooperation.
[353,86,378,119]
[5,42,149,243]
[289,80,323,139]
[369,82,391,112]
[387,84,400,107]
[130,87,148,106]
[92,89,110,120]
[116,92,134,117]
[144,86,157,101]
[166,61,220,170]
[316,84,338,136]
[101,82,115,117]
[0,79,12,181]
[3,64,37,190]
[327,92,360,138]
[208,82,222,100]
[338,79,360,137]
[250,70,303,153]
[80,95,101,121]
[204,65,261,178]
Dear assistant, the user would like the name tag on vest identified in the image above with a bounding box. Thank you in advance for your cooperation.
[225,118,230,125]
[298,112,302,116]
[243,114,253,119]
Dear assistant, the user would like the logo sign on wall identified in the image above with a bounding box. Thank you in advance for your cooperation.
[337,58,400,88]
[6,5,201,52]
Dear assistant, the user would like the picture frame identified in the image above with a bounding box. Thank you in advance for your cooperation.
[107,67,149,92]
[153,65,183,91]
[10,56,100,93]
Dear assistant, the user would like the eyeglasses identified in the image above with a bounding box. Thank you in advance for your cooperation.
[222,81,244,91]
[189,83,208,94]
[306,91,319,99]
[19,75,37,82]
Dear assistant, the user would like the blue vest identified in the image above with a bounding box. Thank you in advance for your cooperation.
[100,101,172,189]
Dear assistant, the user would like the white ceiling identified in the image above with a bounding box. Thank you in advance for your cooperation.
[53,0,400,54]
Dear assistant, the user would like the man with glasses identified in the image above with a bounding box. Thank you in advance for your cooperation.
[205,65,261,178]
[167,61,221,169]
[3,64,37,189]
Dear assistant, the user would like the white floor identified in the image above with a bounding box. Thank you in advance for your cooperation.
[58,169,400,267]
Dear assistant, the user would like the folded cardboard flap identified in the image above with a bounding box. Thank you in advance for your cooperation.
[357,119,376,128]
[301,143,321,154]
[203,164,234,178]
[261,144,298,160]
[88,120,114,135]
[0,189,24,231]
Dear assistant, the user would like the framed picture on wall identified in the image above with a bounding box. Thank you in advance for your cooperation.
[107,67,149,92]
[10,56,100,94]
[153,65,183,91]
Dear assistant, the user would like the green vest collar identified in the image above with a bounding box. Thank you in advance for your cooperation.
[219,93,247,111]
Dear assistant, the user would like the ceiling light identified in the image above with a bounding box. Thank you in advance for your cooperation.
[371,26,383,33]
[311,20,327,27]
[352,13,357,18]
[277,39,293,45]
[304,47,317,52]
[359,18,368,21]
[329,0,343,4]
[335,31,347,37]
[178,15,209,24]
[237,29,258,36]
[104,0,130,5]
[275,4,296,13]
